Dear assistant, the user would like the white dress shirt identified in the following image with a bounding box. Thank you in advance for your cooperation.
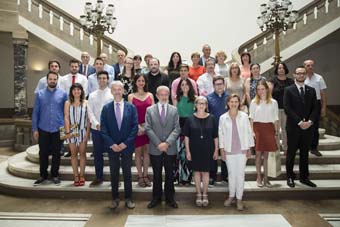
[59,73,88,96]
[249,98,279,123]
[87,73,114,95]
[304,73,327,100]
[87,87,113,130]
[197,72,215,96]
[219,111,254,153]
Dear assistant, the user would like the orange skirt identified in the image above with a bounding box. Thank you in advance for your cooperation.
[253,122,277,152]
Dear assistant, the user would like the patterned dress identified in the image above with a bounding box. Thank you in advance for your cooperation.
[68,103,88,146]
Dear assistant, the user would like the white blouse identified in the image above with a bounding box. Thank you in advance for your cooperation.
[249,98,279,123]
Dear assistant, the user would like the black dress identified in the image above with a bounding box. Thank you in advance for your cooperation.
[183,114,218,172]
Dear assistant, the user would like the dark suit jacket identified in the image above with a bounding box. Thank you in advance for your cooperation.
[100,101,138,154]
[283,84,318,130]
[79,63,95,77]
[113,63,122,78]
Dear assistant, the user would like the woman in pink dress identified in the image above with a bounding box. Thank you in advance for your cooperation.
[128,74,154,187]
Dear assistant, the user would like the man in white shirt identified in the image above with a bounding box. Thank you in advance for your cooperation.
[59,59,88,96]
[304,59,327,157]
[100,53,115,77]
[35,60,62,93]
[197,58,217,96]
[88,71,113,186]
[88,57,114,94]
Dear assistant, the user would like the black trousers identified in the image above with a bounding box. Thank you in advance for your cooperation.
[286,126,313,180]
[311,100,321,150]
[210,159,228,182]
[108,151,133,200]
[38,129,61,179]
[150,153,176,201]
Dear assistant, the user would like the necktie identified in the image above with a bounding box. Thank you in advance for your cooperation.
[300,87,305,103]
[160,104,165,123]
[115,102,122,130]
[72,75,76,85]
[84,65,87,76]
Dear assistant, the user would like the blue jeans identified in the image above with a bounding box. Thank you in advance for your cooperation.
[91,129,105,181]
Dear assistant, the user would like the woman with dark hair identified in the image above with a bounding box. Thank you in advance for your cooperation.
[183,96,218,207]
[117,57,135,101]
[240,52,251,79]
[128,74,154,187]
[164,52,182,85]
[269,62,294,152]
[133,55,143,75]
[64,83,90,187]
[249,80,279,187]
[173,78,196,186]
[245,63,266,105]
[219,94,254,211]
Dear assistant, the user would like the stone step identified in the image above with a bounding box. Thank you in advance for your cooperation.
[8,151,340,181]
[0,161,340,200]
[26,145,340,166]
[58,133,340,153]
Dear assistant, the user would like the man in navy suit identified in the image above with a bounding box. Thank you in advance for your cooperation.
[198,44,215,66]
[101,80,138,209]
[112,50,126,78]
[284,66,318,188]
[79,52,95,77]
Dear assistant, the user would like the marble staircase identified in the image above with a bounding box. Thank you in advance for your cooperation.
[1,129,340,200]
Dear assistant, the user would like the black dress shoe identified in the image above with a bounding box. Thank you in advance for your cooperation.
[147,199,161,209]
[166,199,178,208]
[287,178,295,188]
[311,149,322,157]
[300,179,317,187]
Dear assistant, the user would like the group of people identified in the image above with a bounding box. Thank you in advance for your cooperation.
[32,44,327,211]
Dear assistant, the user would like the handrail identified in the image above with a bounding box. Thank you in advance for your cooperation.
[238,0,328,54]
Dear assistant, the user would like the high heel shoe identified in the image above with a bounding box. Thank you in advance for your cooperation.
[74,176,80,187]
[202,194,209,207]
[195,193,202,207]
[256,178,263,187]
[79,175,85,186]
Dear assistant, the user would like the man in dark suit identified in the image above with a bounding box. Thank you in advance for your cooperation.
[101,80,138,209]
[145,86,181,209]
[198,44,215,66]
[283,66,318,188]
[79,52,95,77]
[112,50,126,78]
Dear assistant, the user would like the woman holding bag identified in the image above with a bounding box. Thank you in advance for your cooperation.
[219,94,254,211]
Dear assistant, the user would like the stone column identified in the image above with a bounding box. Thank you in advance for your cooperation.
[13,38,28,117]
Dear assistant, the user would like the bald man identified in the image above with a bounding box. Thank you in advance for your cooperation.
[112,50,126,78]
[79,52,95,77]
[100,53,115,77]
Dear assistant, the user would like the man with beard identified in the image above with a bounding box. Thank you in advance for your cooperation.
[145,86,181,209]
[32,71,67,186]
[284,66,318,188]
[88,57,114,94]
[197,58,217,96]
[146,58,169,103]
[35,60,62,93]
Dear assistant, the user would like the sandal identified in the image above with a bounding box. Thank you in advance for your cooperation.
[202,194,209,207]
[79,175,85,186]
[195,193,203,207]
[74,176,80,187]
[144,176,152,187]
[138,176,146,187]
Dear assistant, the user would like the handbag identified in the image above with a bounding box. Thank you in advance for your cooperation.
[59,124,79,140]
[268,149,282,178]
